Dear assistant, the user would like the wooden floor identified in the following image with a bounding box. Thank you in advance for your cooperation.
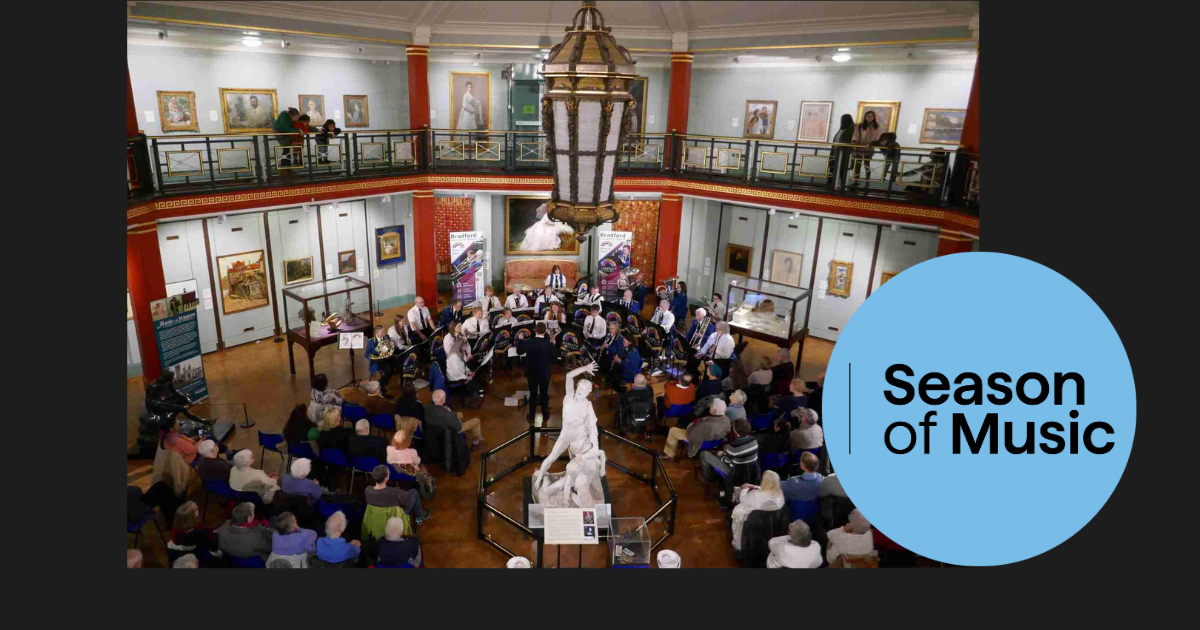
[126,302,835,568]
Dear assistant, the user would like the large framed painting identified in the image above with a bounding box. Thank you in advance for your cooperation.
[919,108,966,145]
[743,100,778,139]
[880,270,898,286]
[216,249,270,314]
[629,76,649,135]
[219,88,278,134]
[797,101,833,142]
[725,244,753,277]
[505,196,578,255]
[376,225,406,266]
[299,95,326,124]
[828,260,855,298]
[771,250,804,287]
[343,95,369,128]
[156,90,199,132]
[856,101,901,134]
[450,72,491,131]
[338,250,358,274]
[283,256,314,285]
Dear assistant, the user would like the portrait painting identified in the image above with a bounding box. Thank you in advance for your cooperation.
[629,76,649,135]
[828,260,855,298]
[797,101,833,142]
[450,72,491,131]
[343,95,369,128]
[219,88,278,134]
[880,271,898,286]
[771,250,804,288]
[743,100,778,139]
[215,249,270,315]
[376,225,406,266]
[505,196,579,255]
[299,95,326,124]
[920,108,967,145]
[156,90,199,132]
[856,101,901,134]
[725,243,753,277]
[283,256,314,285]
[338,249,357,274]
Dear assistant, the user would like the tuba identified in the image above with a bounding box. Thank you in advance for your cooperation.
[370,336,395,360]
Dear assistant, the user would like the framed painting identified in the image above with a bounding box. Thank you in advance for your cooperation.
[219,88,278,134]
[771,250,804,288]
[376,225,406,266]
[880,270,898,286]
[629,76,649,135]
[856,101,901,134]
[920,108,967,145]
[338,249,357,274]
[797,101,833,142]
[283,256,314,285]
[299,95,326,124]
[156,90,199,132]
[828,260,855,298]
[450,72,491,131]
[743,100,778,139]
[505,196,579,255]
[343,95,369,128]
[215,249,270,314]
[725,244,753,277]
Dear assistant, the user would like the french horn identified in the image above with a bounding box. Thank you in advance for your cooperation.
[370,336,396,360]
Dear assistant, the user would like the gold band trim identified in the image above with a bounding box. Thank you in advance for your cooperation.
[689,37,974,53]
[127,226,158,235]
[127,15,411,46]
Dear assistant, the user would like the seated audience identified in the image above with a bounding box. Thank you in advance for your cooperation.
[827,509,875,566]
[696,364,724,400]
[159,417,199,464]
[757,416,794,456]
[271,511,318,559]
[310,374,345,423]
[700,418,758,483]
[725,390,748,422]
[394,381,426,423]
[657,373,696,426]
[217,502,272,561]
[731,470,786,552]
[365,465,431,525]
[340,380,394,416]
[821,473,847,499]
[770,350,795,396]
[721,358,749,393]
[387,426,421,467]
[789,408,823,454]
[424,389,485,451]
[195,439,232,483]
[280,457,322,503]
[618,373,655,440]
[316,510,362,564]
[229,449,280,504]
[767,520,822,569]
[377,516,423,568]
[172,554,199,569]
[806,371,825,420]
[782,452,823,506]
[169,500,218,563]
[748,357,774,387]
[662,398,732,460]
[312,407,354,453]
[282,404,311,447]
[348,418,389,463]
[770,378,810,422]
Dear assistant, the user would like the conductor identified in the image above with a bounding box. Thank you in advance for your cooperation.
[517,322,557,423]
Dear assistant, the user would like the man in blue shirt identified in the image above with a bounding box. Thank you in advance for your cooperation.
[781,452,824,524]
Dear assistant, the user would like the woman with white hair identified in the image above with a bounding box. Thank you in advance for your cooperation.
[730,470,786,551]
[826,508,876,566]
[280,458,322,502]
[195,439,232,483]
[767,519,822,569]
[725,390,748,422]
[376,516,423,567]
[789,407,824,453]
[315,510,361,564]
[229,449,280,504]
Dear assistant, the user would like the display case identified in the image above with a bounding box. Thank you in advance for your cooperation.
[282,276,374,387]
[609,517,651,568]
[725,278,812,364]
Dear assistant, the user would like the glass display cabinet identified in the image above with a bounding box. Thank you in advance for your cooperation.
[282,276,374,387]
[609,517,651,568]
[725,278,812,364]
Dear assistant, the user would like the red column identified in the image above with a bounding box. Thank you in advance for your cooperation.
[667,52,693,142]
[128,227,167,380]
[936,233,975,257]
[406,46,430,129]
[960,53,979,153]
[654,194,683,285]
[411,190,438,303]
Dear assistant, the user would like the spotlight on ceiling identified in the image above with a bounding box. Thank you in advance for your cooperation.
[837,47,850,52]
[831,53,851,62]
[281,40,291,49]
[243,31,260,36]
[242,37,262,47]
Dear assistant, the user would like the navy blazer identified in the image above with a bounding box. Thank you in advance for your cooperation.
[631,283,649,307]
[366,337,388,374]
[437,306,460,329]
[621,348,642,383]
[517,335,557,380]
[685,319,716,348]
[670,293,689,323]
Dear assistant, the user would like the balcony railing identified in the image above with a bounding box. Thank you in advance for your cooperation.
[127,129,978,214]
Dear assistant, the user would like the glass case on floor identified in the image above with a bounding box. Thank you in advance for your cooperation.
[609,517,651,568]
[725,278,811,361]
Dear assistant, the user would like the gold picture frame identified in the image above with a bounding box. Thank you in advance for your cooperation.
[797,101,833,142]
[284,256,314,285]
[725,244,753,277]
[450,72,491,131]
[216,249,270,315]
[338,249,357,274]
[298,94,326,123]
[856,101,901,134]
[919,108,966,145]
[156,90,199,132]
[771,250,804,288]
[629,76,649,136]
[828,260,855,297]
[880,271,898,286]
[505,195,579,255]
[743,100,779,139]
[219,88,278,134]
[343,95,369,128]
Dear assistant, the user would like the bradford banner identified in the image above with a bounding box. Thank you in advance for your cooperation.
[450,231,486,307]
[597,229,632,300]
[150,286,209,402]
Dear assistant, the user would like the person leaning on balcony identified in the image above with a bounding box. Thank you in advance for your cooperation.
[829,113,856,190]
[850,111,884,186]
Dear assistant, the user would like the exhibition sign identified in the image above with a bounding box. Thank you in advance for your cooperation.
[151,288,209,402]
[597,229,632,300]
[450,231,486,307]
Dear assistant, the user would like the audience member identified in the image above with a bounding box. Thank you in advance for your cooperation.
[365,465,431,525]
[731,470,785,552]
[757,416,793,456]
[169,500,217,563]
[424,389,485,451]
[280,458,322,503]
[725,390,748,422]
[770,350,795,395]
[229,449,279,504]
[696,364,724,400]
[195,439,232,482]
[310,374,345,423]
[387,426,421,467]
[348,418,389,463]
[789,408,823,454]
[618,373,655,440]
[217,502,272,561]
[394,381,426,423]
[159,417,199,464]
[700,418,758,483]
[662,398,732,460]
[657,373,696,425]
[748,357,774,387]
[282,404,311,446]
[766,520,822,569]
[271,511,318,560]
[312,407,353,453]
[315,511,361,564]
[771,378,810,422]
[782,452,823,507]
[376,516,423,567]
[721,357,749,393]
[341,380,394,415]
[826,509,875,566]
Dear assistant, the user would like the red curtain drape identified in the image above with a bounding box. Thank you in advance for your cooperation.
[433,196,473,271]
[613,200,660,282]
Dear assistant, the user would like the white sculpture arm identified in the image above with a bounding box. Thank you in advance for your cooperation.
[564,362,597,400]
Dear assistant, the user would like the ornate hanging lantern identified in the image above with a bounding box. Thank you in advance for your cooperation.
[540,0,637,239]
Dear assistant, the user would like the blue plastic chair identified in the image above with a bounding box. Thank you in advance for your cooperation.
[258,431,286,470]
[315,499,346,520]
[373,562,415,568]
[369,413,396,436]
[201,479,237,521]
[749,412,773,432]
[698,440,723,452]
[226,555,267,569]
[787,498,820,525]
[128,510,166,549]
[760,451,789,474]
[342,404,368,427]
[320,447,352,492]
[350,455,382,494]
[286,441,318,473]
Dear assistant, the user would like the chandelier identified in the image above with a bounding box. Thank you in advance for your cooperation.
[540,0,638,238]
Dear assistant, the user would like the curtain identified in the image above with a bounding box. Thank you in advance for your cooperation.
[433,196,474,271]
[613,200,660,283]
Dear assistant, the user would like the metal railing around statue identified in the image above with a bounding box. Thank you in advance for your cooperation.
[476,424,677,568]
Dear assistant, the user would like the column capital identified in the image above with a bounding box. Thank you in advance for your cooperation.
[414,25,432,46]
[671,32,689,53]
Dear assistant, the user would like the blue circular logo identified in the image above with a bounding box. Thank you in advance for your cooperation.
[823,252,1135,566]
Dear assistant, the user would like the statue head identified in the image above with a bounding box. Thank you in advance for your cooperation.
[574,378,593,401]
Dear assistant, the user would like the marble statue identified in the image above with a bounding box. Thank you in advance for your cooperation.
[532,362,607,508]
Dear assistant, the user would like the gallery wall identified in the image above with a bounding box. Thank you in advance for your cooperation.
[127,45,410,135]
[688,62,975,147]
[157,219,222,354]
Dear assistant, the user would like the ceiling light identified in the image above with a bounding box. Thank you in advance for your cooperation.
[831,53,851,62]
[243,31,260,35]
[242,37,262,47]
[540,49,550,53]
[837,47,850,52]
